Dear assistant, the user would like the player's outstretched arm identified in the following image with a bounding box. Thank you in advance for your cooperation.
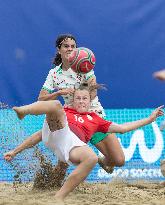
[108,105,164,134]
[38,88,74,101]
[4,131,42,161]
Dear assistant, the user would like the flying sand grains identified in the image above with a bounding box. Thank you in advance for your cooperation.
[33,149,68,190]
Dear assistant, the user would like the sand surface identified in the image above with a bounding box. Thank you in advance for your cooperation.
[0,180,165,205]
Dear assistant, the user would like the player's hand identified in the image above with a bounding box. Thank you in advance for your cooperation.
[153,70,165,81]
[4,151,16,161]
[149,105,164,122]
[58,88,74,96]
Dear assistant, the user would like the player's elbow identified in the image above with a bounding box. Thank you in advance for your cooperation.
[38,96,44,101]
[118,126,127,134]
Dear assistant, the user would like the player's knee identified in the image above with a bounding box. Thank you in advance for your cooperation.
[86,154,98,167]
[115,155,125,167]
[48,100,63,113]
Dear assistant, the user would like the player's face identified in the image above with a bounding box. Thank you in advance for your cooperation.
[73,90,91,113]
[58,38,76,62]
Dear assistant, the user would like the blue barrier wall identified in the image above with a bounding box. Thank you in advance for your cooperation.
[0,0,165,108]
[0,108,164,182]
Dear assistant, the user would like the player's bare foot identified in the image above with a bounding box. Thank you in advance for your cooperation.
[55,196,64,205]
[13,106,25,120]
[98,156,114,174]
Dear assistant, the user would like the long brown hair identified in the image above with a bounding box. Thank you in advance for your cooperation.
[52,34,77,66]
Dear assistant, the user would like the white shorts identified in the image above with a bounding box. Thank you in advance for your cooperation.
[42,114,86,164]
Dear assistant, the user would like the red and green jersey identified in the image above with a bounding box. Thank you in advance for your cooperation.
[64,107,112,143]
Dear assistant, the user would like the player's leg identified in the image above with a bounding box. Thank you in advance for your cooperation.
[91,133,125,172]
[55,146,98,200]
[13,100,64,126]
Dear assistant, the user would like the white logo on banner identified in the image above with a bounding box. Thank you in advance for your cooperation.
[98,168,163,179]
[118,122,164,163]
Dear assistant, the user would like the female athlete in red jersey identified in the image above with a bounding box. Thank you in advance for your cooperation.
[4,83,164,201]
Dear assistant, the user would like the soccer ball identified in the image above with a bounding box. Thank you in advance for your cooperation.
[68,47,96,73]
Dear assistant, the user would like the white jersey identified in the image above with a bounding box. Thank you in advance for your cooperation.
[42,64,105,117]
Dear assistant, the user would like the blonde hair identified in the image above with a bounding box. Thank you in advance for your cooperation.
[74,82,106,99]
